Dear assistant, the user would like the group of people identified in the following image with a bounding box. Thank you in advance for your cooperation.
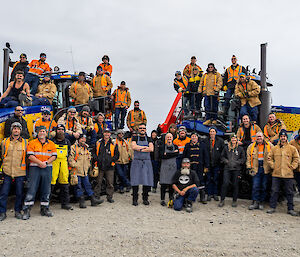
[174,55,260,124]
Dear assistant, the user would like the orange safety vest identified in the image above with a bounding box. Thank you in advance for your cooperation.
[3,137,27,171]
[96,140,115,166]
[263,122,280,140]
[202,73,217,92]
[92,74,108,91]
[129,110,145,127]
[174,76,188,91]
[28,60,50,76]
[173,136,191,154]
[185,64,202,76]
[94,122,104,134]
[227,65,242,82]
[250,141,271,168]
[115,89,129,108]
[27,139,56,164]
[69,144,89,171]
[115,138,130,161]
[99,63,112,76]
[238,124,258,143]
[74,82,91,94]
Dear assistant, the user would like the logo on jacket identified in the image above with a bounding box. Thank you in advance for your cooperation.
[179,175,190,184]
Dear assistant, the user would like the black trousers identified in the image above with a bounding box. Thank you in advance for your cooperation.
[269,177,294,210]
[160,184,174,201]
[132,185,151,200]
[221,170,240,201]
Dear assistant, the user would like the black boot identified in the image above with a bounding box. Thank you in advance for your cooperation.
[40,206,54,217]
[91,195,104,206]
[22,208,31,220]
[15,212,23,220]
[79,196,87,208]
[60,184,73,210]
[199,189,207,204]
[132,186,138,206]
[142,193,149,205]
[0,213,7,221]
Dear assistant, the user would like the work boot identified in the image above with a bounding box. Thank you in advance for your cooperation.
[79,196,87,208]
[107,196,115,203]
[199,190,207,204]
[152,188,157,193]
[61,204,73,210]
[160,200,166,206]
[287,210,299,216]
[266,208,276,214]
[40,206,53,217]
[126,186,132,192]
[232,201,237,208]
[248,201,259,210]
[132,192,138,206]
[203,120,212,126]
[22,208,31,220]
[258,203,264,210]
[15,212,23,220]
[91,195,104,206]
[119,188,125,194]
[186,201,193,213]
[0,213,7,221]
[213,195,219,201]
[218,200,225,207]
[142,192,150,205]
[207,195,212,201]
[212,120,218,125]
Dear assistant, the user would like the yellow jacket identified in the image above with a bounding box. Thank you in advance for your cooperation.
[91,74,113,97]
[36,82,57,104]
[126,109,147,131]
[69,81,93,105]
[199,72,222,96]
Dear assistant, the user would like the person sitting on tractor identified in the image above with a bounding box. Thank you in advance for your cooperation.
[0,71,30,108]
[126,101,147,132]
[9,53,29,82]
[263,113,286,145]
[33,109,57,138]
[77,106,97,146]
[200,63,223,126]
[69,72,93,106]
[234,73,261,122]
[94,112,108,141]
[32,74,57,105]
[173,71,190,116]
[99,55,113,77]
[25,53,52,95]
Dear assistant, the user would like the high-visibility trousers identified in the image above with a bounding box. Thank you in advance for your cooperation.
[51,158,69,185]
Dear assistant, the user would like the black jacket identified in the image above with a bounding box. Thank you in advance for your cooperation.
[183,140,209,171]
[95,139,119,171]
[159,143,179,160]
[9,61,29,82]
[204,136,224,168]
[4,114,30,139]
[221,144,245,171]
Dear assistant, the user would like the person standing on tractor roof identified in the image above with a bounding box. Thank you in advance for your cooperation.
[0,122,28,221]
[173,126,191,170]
[246,132,273,211]
[9,53,29,82]
[173,71,190,116]
[68,134,103,209]
[237,114,262,151]
[69,72,93,106]
[188,67,203,113]
[235,73,261,122]
[77,106,97,146]
[263,113,286,145]
[22,126,57,220]
[57,107,82,144]
[112,81,131,130]
[0,71,31,108]
[91,66,113,113]
[33,74,57,105]
[126,100,147,132]
[130,124,154,206]
[94,128,119,203]
[25,53,52,95]
[267,130,299,216]
[222,55,246,117]
[183,132,209,204]
[200,63,223,126]
[4,106,30,139]
[33,109,57,138]
[99,55,113,77]
[51,124,73,210]
[183,56,203,78]
[204,126,224,202]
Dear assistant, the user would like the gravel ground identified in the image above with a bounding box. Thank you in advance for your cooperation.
[1,191,300,257]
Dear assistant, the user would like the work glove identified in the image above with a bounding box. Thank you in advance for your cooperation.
[223,85,228,91]
[178,88,183,93]
[204,167,209,173]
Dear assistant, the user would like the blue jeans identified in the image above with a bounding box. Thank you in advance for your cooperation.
[269,177,294,210]
[24,166,52,209]
[204,95,218,120]
[82,129,97,147]
[76,176,94,198]
[0,96,19,108]
[190,93,202,111]
[151,160,160,189]
[240,103,258,122]
[252,163,269,202]
[206,166,220,196]
[174,187,199,211]
[25,73,40,95]
[31,96,50,106]
[223,88,234,109]
[115,108,127,130]
[0,175,25,213]
[115,164,131,190]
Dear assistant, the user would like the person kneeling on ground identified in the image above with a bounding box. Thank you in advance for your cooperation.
[172,158,199,213]
[68,134,103,208]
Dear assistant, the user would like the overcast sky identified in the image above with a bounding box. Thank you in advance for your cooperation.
[1,0,300,131]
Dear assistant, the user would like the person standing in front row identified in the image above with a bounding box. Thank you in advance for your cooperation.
[130,124,154,206]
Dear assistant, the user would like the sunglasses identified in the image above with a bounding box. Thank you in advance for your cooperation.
[16,109,24,112]
[70,111,76,114]
[139,127,146,130]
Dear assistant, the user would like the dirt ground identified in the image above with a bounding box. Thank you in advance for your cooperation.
[1,191,300,257]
